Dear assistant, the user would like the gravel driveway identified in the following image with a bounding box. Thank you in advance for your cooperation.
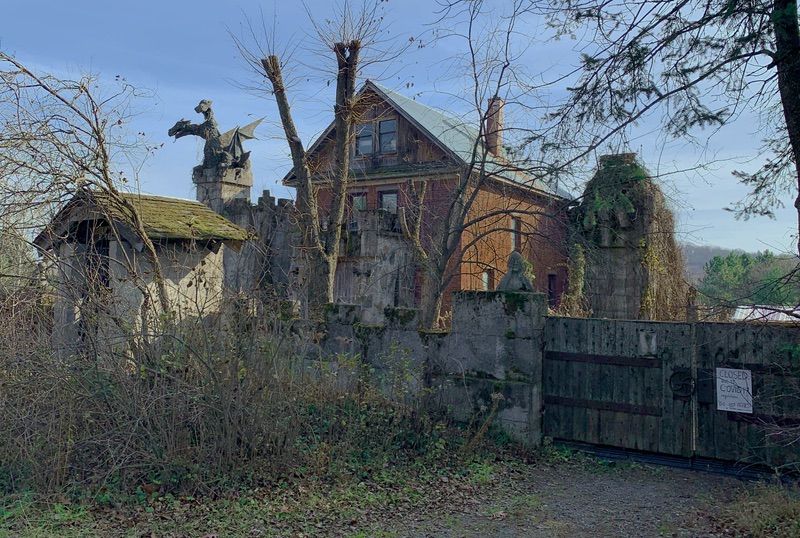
[385,460,749,537]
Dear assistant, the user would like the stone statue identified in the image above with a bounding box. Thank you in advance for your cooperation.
[168,99,262,171]
[497,251,535,292]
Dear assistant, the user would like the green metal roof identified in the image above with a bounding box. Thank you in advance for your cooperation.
[367,82,571,199]
[35,191,250,248]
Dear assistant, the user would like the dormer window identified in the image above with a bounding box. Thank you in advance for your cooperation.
[356,124,374,156]
[379,119,397,153]
[355,118,397,157]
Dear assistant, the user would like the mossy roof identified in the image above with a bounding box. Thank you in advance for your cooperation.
[34,191,249,248]
[91,192,249,241]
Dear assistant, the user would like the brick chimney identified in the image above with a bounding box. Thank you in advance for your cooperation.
[485,96,504,156]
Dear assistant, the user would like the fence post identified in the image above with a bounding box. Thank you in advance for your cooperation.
[437,290,547,446]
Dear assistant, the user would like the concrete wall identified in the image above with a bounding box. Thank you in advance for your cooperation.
[319,290,547,445]
[50,237,226,354]
[334,209,415,323]
[218,190,296,298]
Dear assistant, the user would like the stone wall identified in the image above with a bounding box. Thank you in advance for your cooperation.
[319,290,547,445]
[50,238,226,355]
[218,189,296,297]
[317,290,800,465]
[333,209,415,323]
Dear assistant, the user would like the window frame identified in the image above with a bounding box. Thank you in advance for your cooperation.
[378,190,399,214]
[547,273,558,308]
[511,217,523,252]
[378,118,397,154]
[349,192,368,212]
[481,269,494,291]
[355,123,374,156]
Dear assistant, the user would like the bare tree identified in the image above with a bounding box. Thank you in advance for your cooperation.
[398,0,571,327]
[0,53,171,317]
[523,0,800,255]
[233,2,394,317]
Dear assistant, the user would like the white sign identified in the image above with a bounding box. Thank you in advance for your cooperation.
[716,367,753,414]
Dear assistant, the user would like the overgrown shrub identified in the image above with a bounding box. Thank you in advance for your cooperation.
[0,297,449,497]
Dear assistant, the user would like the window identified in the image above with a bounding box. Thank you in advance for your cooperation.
[481,270,494,291]
[548,274,558,308]
[350,192,367,212]
[511,217,522,252]
[379,119,397,153]
[379,190,398,213]
[355,123,373,156]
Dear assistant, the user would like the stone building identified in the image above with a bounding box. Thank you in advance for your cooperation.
[34,190,249,351]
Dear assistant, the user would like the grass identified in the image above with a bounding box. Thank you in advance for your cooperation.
[0,452,500,538]
[3,439,792,537]
[719,484,800,537]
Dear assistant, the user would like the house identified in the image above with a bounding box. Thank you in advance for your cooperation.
[285,81,570,319]
[34,190,249,351]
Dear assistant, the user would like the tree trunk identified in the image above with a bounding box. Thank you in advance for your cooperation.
[262,45,360,316]
[419,269,443,329]
[772,0,800,254]
[304,251,335,319]
[261,55,330,313]
[325,41,360,258]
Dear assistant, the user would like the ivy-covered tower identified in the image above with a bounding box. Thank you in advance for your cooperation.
[573,153,688,320]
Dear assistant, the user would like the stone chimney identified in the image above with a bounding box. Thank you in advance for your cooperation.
[485,96,504,156]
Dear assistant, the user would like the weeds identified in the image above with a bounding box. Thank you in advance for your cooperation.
[720,484,800,537]
[0,297,460,500]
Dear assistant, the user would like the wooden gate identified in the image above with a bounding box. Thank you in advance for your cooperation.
[543,317,694,456]
[694,322,800,467]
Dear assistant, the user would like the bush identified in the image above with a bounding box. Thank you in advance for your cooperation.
[0,298,449,497]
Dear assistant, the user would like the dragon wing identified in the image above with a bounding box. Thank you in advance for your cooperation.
[237,117,264,140]
[219,117,263,147]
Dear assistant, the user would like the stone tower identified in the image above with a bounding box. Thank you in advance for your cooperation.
[167,99,261,213]
[574,153,687,320]
[193,164,253,214]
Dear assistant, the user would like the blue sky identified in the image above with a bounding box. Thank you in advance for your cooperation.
[2,0,796,253]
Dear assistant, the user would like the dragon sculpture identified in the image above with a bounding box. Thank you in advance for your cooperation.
[168,99,262,171]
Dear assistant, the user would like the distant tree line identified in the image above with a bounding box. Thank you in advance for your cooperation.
[698,250,800,307]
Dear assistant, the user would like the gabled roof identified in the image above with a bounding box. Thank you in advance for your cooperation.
[34,191,250,250]
[289,80,570,199]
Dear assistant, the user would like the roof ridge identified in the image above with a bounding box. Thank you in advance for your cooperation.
[116,191,203,204]
[88,189,204,205]
[366,81,475,131]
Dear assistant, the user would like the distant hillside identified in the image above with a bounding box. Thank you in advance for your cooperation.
[680,243,735,282]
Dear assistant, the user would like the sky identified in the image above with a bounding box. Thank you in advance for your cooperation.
[2,0,797,253]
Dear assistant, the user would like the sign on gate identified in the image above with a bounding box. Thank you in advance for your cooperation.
[715,368,753,414]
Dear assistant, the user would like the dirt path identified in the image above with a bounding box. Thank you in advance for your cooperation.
[370,461,749,537]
